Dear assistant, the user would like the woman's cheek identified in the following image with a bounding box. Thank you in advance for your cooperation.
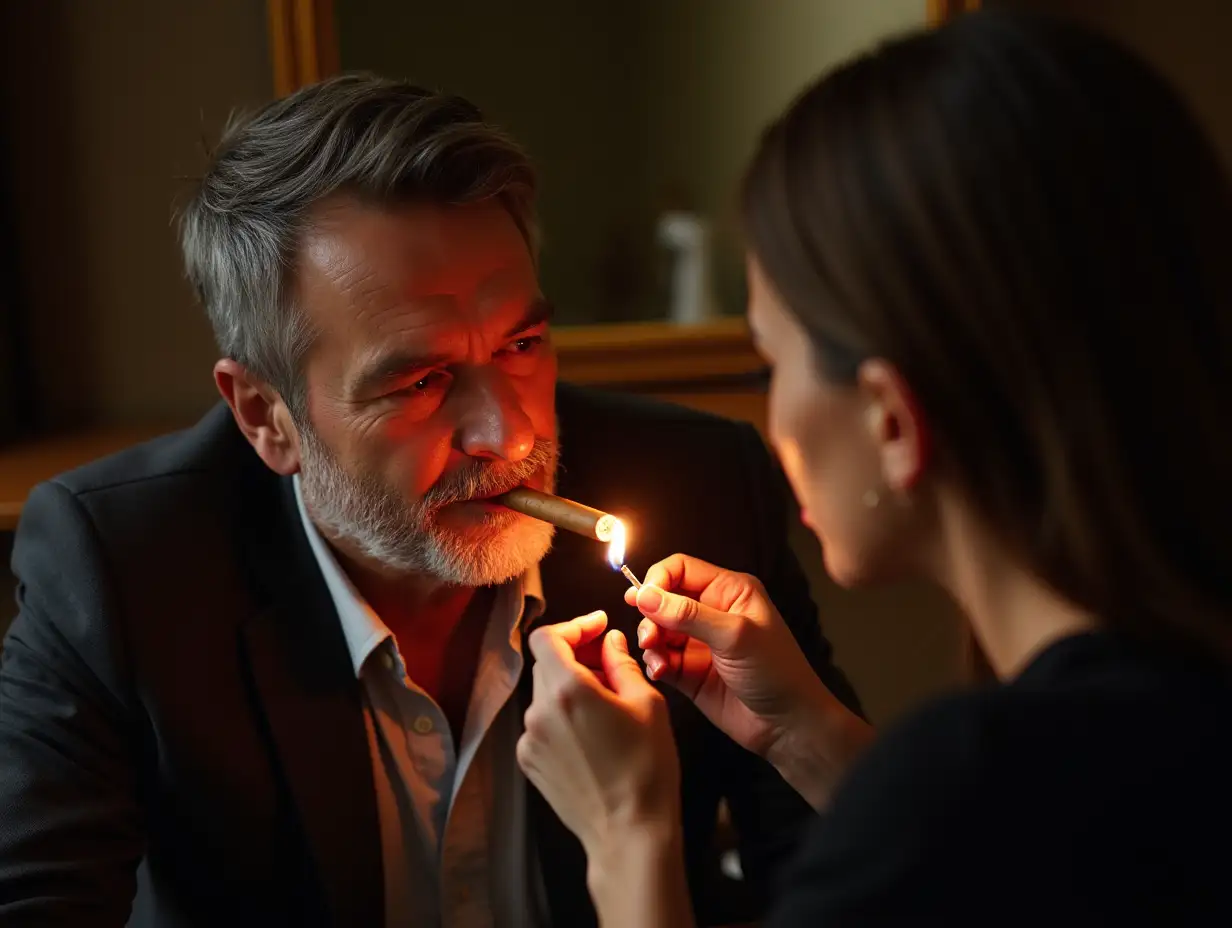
[768,381,815,514]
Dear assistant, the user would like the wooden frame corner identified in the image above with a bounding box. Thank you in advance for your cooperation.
[267,0,340,97]
[928,0,982,26]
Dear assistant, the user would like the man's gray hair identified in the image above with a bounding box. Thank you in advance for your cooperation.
[179,73,538,416]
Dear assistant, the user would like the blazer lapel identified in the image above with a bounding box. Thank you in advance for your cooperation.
[237,476,383,928]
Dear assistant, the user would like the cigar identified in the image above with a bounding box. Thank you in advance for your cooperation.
[496,487,619,541]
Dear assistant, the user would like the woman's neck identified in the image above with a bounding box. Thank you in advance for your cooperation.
[937,504,1098,680]
[964,567,1097,679]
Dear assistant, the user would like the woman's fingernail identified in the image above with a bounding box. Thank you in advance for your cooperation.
[645,653,662,679]
[638,586,663,614]
[608,630,629,653]
[636,625,649,648]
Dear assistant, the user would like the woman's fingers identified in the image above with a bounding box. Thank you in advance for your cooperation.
[636,617,659,650]
[643,646,680,682]
[641,554,768,617]
[643,640,712,702]
[634,584,742,652]
[635,616,688,652]
[642,553,727,598]
[547,610,609,649]
[528,610,608,669]
[602,630,655,698]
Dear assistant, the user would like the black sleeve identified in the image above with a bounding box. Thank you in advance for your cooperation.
[0,481,144,926]
[767,696,990,926]
[719,423,867,905]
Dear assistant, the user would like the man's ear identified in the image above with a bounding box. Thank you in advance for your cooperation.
[856,359,931,494]
[214,359,302,476]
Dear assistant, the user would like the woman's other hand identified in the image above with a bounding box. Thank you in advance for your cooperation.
[628,554,873,808]
[516,611,683,866]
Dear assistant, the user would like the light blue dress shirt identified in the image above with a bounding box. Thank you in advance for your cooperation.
[294,476,545,927]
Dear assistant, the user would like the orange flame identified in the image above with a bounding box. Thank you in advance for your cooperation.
[606,519,627,569]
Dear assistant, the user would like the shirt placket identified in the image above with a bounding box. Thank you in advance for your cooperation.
[382,645,456,854]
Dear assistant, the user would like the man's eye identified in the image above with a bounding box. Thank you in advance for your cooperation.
[415,372,446,390]
[394,371,448,396]
[507,335,544,354]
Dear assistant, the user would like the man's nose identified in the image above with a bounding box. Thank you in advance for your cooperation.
[454,372,535,462]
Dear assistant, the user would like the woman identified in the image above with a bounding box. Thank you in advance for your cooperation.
[516,9,1232,926]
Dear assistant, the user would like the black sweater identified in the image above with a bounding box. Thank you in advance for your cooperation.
[770,631,1232,925]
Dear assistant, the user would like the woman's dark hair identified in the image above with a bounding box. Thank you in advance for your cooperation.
[742,10,1232,657]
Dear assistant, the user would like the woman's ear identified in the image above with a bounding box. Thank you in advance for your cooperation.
[857,359,931,493]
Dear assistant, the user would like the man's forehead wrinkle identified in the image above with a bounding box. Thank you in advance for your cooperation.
[339,264,396,329]
[336,259,383,301]
[349,311,463,372]
[372,307,451,342]
[318,237,419,334]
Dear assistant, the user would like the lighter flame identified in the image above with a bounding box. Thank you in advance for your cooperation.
[606,518,627,569]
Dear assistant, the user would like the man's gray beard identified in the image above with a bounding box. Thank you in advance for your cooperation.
[298,426,558,587]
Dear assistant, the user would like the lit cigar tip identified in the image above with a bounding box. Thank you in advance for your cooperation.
[595,514,618,543]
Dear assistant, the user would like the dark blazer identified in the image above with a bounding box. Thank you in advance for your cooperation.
[0,384,860,927]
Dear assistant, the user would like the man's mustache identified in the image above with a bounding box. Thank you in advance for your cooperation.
[422,438,558,508]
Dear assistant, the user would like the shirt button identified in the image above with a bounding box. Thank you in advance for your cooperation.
[412,715,434,735]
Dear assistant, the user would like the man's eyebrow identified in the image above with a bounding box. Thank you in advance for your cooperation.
[502,299,554,340]
[348,351,450,398]
[347,301,553,398]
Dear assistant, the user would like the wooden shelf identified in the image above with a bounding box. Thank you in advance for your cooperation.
[554,317,764,387]
[0,427,174,531]
[0,320,765,532]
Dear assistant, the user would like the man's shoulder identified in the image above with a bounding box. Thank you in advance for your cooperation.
[21,401,274,565]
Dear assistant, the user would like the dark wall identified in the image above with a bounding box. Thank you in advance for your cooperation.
[0,0,271,431]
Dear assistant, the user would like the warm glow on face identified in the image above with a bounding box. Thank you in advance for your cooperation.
[606,519,627,569]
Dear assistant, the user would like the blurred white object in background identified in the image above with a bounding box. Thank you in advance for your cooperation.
[657,210,720,325]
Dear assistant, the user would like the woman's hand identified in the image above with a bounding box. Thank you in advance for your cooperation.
[628,554,873,809]
[516,611,695,927]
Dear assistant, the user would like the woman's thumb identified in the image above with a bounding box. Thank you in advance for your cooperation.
[602,630,652,697]
[635,585,736,651]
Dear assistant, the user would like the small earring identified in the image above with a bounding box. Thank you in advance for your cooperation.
[862,489,881,508]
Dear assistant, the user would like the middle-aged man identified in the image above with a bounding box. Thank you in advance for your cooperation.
[0,75,863,927]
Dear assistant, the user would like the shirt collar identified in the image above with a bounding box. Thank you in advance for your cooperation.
[292,474,544,678]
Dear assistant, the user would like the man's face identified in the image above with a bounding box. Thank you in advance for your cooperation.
[293,197,559,587]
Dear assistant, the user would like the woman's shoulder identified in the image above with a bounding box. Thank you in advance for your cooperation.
[766,633,1232,925]
[837,631,1232,814]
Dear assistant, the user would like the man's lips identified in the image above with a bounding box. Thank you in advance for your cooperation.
[474,486,518,502]
[448,476,543,507]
